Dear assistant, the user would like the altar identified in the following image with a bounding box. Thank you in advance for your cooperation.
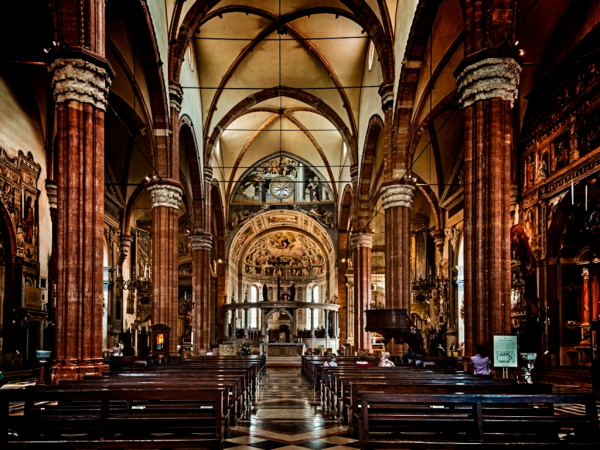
[265,343,304,357]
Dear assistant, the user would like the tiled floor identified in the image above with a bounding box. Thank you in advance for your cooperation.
[227,368,359,450]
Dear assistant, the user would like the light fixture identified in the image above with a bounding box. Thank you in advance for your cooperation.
[218,258,223,263]
[519,49,525,56]
[341,258,346,263]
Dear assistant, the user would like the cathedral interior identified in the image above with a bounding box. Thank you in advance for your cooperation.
[1,0,600,424]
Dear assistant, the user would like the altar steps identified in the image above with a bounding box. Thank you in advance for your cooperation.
[266,356,302,368]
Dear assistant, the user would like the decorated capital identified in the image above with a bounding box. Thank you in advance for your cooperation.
[456,58,521,109]
[189,233,213,252]
[380,183,415,210]
[350,232,373,250]
[147,184,183,209]
[169,82,184,112]
[48,59,112,111]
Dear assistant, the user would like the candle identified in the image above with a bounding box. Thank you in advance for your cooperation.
[571,180,574,205]
[585,185,588,211]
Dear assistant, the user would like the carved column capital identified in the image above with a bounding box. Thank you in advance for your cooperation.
[189,233,213,252]
[380,183,415,210]
[204,166,214,184]
[430,229,446,254]
[378,81,395,112]
[120,235,134,263]
[350,165,359,185]
[48,59,112,111]
[169,82,184,112]
[456,58,521,109]
[350,232,373,250]
[582,266,590,280]
[45,179,58,210]
[147,184,183,209]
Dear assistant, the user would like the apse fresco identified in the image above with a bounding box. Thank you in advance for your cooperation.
[229,155,335,231]
[243,231,325,277]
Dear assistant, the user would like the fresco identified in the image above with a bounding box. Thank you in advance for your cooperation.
[243,231,326,277]
[229,155,336,232]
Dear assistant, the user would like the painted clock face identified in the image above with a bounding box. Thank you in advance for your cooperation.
[270,176,294,199]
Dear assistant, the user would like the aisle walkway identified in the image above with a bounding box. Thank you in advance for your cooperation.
[226,368,357,450]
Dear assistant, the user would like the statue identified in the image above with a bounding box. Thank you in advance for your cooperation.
[537,158,547,181]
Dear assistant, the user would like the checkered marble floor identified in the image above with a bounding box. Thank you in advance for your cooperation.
[227,368,359,450]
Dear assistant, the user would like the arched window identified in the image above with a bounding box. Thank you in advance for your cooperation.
[313,285,320,303]
[368,40,375,71]
[250,285,258,328]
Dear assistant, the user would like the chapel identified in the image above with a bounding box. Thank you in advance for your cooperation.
[1,0,600,448]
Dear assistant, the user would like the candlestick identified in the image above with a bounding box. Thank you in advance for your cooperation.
[571,180,574,205]
[585,185,588,211]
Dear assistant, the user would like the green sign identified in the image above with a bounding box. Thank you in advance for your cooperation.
[493,335,518,367]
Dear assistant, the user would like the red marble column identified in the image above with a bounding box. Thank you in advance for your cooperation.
[148,182,183,357]
[49,58,112,383]
[380,182,415,356]
[189,232,213,351]
[582,266,591,325]
[351,233,373,353]
[457,58,520,355]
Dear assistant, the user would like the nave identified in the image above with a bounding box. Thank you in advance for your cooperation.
[227,368,355,450]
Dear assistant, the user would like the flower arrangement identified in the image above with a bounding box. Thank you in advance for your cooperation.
[314,345,324,355]
[240,341,251,356]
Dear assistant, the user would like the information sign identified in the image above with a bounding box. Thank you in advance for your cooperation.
[493,335,518,367]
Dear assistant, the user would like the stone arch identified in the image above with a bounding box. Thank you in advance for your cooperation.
[205,87,356,167]
[390,0,443,179]
[358,115,385,228]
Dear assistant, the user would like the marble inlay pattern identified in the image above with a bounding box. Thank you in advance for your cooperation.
[227,368,359,449]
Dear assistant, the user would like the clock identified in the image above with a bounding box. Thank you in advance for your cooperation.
[269,175,294,199]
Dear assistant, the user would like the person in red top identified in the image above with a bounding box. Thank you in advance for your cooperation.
[355,354,372,367]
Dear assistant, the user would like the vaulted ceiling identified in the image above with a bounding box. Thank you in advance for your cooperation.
[187,0,396,202]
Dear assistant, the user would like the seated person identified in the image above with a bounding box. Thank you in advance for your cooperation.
[378,351,395,367]
[355,353,373,367]
[402,347,420,364]
[470,345,491,375]
[324,355,337,367]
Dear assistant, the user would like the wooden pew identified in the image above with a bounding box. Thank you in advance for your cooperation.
[347,380,552,434]
[357,393,599,448]
[2,387,228,449]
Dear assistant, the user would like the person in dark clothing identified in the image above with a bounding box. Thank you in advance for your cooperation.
[355,354,373,367]
[290,284,296,301]
[262,283,269,302]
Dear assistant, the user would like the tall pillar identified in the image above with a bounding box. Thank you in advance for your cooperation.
[455,0,519,357]
[325,311,330,338]
[148,182,183,357]
[310,308,315,338]
[380,184,415,355]
[49,55,112,382]
[456,58,520,355]
[351,233,373,352]
[582,267,591,326]
[189,232,213,351]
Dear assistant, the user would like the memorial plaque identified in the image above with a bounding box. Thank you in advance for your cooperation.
[25,287,43,310]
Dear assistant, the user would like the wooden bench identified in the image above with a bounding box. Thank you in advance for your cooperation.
[2,387,227,449]
[347,380,552,434]
[358,393,599,448]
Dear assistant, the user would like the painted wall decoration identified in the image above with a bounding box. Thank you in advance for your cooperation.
[243,231,325,277]
[229,155,335,232]
[0,148,41,263]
